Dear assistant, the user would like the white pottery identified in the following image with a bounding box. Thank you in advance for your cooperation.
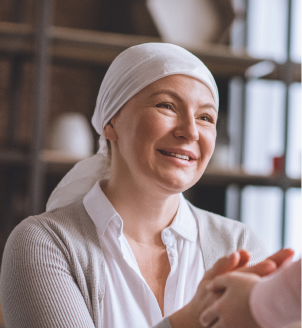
[50,112,94,158]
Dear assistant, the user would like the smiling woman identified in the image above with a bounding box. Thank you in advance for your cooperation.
[0,43,267,328]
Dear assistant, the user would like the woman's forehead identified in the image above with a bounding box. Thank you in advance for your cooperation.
[137,74,216,103]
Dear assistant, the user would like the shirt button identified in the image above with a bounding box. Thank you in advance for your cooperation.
[169,249,177,257]
[164,230,171,237]
[165,238,173,246]
[168,293,174,300]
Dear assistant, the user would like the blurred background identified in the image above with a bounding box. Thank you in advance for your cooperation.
[0,1,301,322]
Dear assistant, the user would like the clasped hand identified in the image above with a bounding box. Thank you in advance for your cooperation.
[169,248,294,328]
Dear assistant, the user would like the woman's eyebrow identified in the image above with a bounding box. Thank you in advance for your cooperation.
[150,90,217,112]
[150,89,183,102]
[202,103,218,113]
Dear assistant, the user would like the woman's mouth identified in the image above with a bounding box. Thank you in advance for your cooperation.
[159,150,190,161]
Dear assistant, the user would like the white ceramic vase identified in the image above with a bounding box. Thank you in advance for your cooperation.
[50,112,94,158]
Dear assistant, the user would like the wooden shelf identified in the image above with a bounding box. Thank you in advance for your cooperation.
[42,151,301,188]
[262,61,301,84]
[200,167,301,189]
[0,149,85,173]
[0,149,27,166]
[1,149,299,189]
[0,21,300,81]
[43,153,302,188]
[41,150,86,175]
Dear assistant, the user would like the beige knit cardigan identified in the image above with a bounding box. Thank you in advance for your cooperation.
[0,199,267,328]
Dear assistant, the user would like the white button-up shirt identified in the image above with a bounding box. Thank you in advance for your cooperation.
[83,181,204,328]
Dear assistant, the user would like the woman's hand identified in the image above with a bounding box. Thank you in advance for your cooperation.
[199,271,261,328]
[168,248,294,328]
[169,250,252,328]
[198,248,294,328]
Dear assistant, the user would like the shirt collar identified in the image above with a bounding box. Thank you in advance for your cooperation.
[170,194,198,243]
[83,180,122,236]
[83,181,197,243]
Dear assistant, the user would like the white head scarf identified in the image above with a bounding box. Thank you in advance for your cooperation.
[46,42,219,211]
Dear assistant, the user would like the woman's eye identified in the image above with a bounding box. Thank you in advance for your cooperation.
[199,115,213,123]
[156,102,173,110]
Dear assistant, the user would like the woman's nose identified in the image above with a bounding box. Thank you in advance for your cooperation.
[173,115,199,142]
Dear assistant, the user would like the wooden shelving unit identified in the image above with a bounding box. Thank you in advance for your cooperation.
[0,21,301,81]
[0,21,300,209]
[0,0,300,256]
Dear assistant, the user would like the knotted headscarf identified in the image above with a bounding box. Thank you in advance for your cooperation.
[46,42,219,211]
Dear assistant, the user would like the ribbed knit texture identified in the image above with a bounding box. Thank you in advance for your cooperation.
[0,200,105,328]
[0,200,267,328]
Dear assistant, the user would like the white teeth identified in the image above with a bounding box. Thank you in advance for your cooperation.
[162,151,190,161]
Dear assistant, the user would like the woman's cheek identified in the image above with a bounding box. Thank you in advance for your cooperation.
[137,113,171,142]
[199,128,217,158]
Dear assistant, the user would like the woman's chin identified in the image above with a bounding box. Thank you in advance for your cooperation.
[156,175,199,195]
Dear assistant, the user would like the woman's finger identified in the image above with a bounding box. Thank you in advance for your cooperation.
[266,248,294,267]
[199,302,220,327]
[238,259,277,276]
[204,252,241,280]
[205,274,229,292]
[209,320,223,328]
[237,249,250,268]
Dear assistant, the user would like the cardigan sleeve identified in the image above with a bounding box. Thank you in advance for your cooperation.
[152,317,173,328]
[250,259,301,328]
[0,217,96,328]
[243,225,268,266]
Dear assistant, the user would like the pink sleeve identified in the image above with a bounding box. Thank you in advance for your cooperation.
[250,259,301,328]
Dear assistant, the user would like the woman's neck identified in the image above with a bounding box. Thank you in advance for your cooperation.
[102,178,180,245]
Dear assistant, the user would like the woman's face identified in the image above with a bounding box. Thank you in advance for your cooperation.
[106,74,217,195]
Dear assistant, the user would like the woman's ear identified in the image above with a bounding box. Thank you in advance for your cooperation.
[103,120,118,141]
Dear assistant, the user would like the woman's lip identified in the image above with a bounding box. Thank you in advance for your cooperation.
[157,148,197,160]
